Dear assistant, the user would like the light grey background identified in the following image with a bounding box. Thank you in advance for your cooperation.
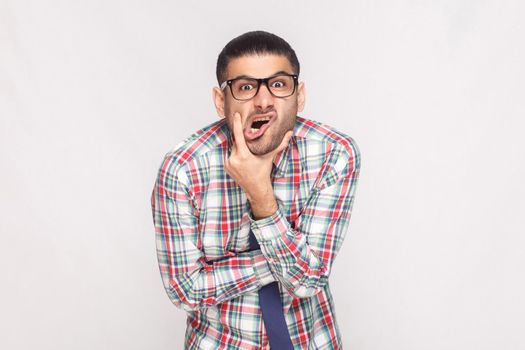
[1,1,524,349]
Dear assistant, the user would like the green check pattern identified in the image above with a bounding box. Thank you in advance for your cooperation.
[151,116,361,349]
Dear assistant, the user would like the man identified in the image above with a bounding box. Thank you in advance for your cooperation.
[151,31,361,349]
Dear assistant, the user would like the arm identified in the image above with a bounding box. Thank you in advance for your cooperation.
[151,157,276,312]
[223,113,361,298]
[249,141,361,298]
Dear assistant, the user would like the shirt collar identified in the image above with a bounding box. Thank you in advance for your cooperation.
[272,140,291,176]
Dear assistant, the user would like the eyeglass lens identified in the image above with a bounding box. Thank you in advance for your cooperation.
[231,75,295,100]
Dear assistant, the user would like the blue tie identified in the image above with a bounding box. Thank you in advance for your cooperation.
[248,230,295,350]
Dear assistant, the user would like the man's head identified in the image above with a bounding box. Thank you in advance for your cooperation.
[213,31,305,156]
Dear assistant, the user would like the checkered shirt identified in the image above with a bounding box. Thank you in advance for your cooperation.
[151,116,361,349]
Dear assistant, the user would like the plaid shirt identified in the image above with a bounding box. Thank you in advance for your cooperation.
[151,116,361,349]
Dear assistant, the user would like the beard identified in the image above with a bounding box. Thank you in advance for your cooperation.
[226,102,298,156]
[245,113,296,155]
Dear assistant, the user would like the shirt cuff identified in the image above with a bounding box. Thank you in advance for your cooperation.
[249,204,291,242]
[251,250,276,287]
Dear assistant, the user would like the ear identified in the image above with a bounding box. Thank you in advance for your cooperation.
[212,86,225,118]
[297,81,305,113]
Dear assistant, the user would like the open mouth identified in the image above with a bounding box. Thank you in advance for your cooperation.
[244,114,274,141]
[250,116,271,133]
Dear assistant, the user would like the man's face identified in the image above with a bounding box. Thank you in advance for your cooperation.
[213,54,305,156]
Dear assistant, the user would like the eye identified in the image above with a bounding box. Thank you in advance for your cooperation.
[239,84,255,91]
[271,80,286,88]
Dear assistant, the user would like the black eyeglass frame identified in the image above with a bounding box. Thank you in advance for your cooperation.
[220,73,299,101]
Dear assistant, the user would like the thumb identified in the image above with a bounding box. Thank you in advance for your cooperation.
[272,130,293,158]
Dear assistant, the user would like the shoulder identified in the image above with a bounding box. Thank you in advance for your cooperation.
[294,116,361,173]
[156,119,229,188]
[167,118,229,165]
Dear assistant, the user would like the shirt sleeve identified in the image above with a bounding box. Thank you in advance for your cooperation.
[249,141,361,298]
[151,156,276,312]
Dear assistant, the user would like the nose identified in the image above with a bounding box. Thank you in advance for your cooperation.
[252,82,274,110]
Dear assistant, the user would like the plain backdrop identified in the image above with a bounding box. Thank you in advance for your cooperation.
[1,1,524,349]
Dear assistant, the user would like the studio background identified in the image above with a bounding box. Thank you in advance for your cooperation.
[1,1,524,349]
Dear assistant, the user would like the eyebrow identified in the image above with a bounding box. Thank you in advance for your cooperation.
[230,70,294,80]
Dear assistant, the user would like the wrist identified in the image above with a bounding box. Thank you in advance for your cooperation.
[249,196,278,220]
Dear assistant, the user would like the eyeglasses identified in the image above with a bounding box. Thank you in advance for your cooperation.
[220,73,298,101]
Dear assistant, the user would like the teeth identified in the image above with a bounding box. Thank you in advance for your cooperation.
[251,128,258,133]
[253,117,270,122]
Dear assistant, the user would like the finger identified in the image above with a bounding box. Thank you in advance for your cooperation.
[270,130,293,158]
[231,112,249,154]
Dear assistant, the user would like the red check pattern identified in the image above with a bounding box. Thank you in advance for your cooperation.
[151,116,361,349]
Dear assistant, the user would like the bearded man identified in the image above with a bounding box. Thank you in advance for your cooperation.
[151,30,361,349]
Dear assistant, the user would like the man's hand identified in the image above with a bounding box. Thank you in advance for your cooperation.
[225,112,292,219]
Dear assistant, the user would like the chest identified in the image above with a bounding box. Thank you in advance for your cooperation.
[193,170,313,261]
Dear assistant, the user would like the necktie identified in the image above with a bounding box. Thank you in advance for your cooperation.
[248,230,295,350]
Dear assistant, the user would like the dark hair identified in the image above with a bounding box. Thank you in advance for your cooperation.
[216,30,300,85]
